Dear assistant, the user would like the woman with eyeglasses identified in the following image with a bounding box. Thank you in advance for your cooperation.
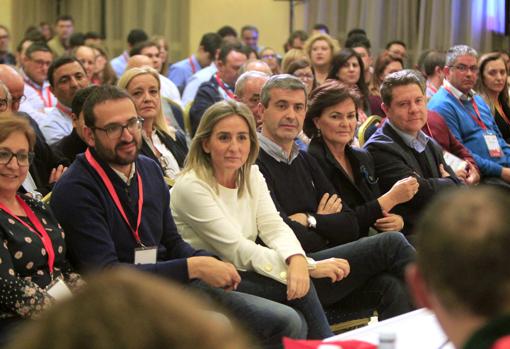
[118,66,188,182]
[285,59,316,96]
[304,80,419,236]
[260,47,281,75]
[0,115,82,344]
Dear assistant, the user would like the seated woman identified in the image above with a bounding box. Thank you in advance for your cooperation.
[476,52,510,143]
[304,80,419,236]
[118,67,188,182]
[368,52,404,117]
[327,48,371,121]
[0,115,81,343]
[171,100,348,339]
[260,47,281,75]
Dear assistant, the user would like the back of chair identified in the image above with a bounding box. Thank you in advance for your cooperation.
[357,115,383,146]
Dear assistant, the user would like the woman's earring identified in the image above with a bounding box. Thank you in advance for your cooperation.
[317,128,321,137]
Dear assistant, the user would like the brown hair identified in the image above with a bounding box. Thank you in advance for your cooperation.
[370,51,404,96]
[0,113,36,151]
[7,268,256,349]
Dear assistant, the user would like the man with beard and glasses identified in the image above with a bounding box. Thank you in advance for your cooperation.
[50,85,309,349]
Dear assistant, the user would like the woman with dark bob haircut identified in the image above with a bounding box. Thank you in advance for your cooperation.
[327,48,371,118]
[303,80,419,237]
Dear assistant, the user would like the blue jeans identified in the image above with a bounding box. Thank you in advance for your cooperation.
[190,280,307,349]
[236,271,333,339]
[309,232,415,320]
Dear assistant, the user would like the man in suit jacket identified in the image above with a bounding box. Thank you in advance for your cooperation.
[364,69,461,238]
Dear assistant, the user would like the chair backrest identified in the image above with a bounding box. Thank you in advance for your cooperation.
[182,101,194,136]
[357,115,383,146]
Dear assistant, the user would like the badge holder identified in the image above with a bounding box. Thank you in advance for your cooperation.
[134,246,157,264]
[46,276,72,301]
[483,132,503,158]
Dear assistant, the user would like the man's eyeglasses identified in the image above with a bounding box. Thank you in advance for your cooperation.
[92,117,144,139]
[11,95,26,105]
[29,58,52,67]
[0,149,35,167]
[0,98,8,112]
[450,64,478,73]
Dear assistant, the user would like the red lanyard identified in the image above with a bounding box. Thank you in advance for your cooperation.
[427,81,438,94]
[189,56,197,74]
[215,73,236,99]
[425,122,434,139]
[445,86,487,131]
[85,149,145,246]
[25,78,53,108]
[0,196,56,274]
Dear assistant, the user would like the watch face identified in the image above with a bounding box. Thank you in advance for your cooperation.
[307,214,317,228]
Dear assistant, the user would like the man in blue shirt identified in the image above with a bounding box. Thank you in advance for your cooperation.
[428,45,510,187]
[168,33,221,94]
[110,29,148,78]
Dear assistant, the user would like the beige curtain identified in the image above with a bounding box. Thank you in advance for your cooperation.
[11,0,188,63]
[304,0,509,64]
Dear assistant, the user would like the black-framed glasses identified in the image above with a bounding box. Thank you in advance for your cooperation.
[0,149,35,167]
[11,95,26,105]
[450,64,478,73]
[0,98,8,112]
[93,116,144,139]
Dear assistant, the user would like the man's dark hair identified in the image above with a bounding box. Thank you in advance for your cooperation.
[385,40,406,50]
[241,25,258,35]
[83,85,132,127]
[84,31,103,40]
[313,23,329,34]
[200,33,222,60]
[25,43,52,59]
[345,33,371,51]
[217,25,237,38]
[287,30,308,47]
[129,41,158,57]
[380,69,425,106]
[127,29,148,47]
[48,56,85,87]
[415,186,510,317]
[218,41,245,64]
[69,32,85,48]
[72,85,99,117]
[56,15,74,24]
[423,50,446,77]
[347,28,366,38]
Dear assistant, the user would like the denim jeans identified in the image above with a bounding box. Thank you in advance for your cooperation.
[309,232,415,320]
[189,279,308,349]
[236,271,333,339]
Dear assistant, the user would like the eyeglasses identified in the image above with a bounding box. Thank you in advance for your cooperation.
[0,149,35,167]
[29,58,52,67]
[0,98,8,111]
[11,95,26,105]
[93,116,144,139]
[261,54,277,59]
[450,64,478,73]
[294,73,314,81]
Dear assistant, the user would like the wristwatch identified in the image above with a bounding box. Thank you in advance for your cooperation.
[306,213,317,229]
[306,257,317,270]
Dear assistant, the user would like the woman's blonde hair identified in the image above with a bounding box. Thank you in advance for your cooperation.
[117,66,174,138]
[281,48,309,73]
[303,33,340,63]
[182,100,259,197]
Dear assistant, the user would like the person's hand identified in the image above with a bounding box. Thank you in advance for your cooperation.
[378,176,418,212]
[288,213,308,227]
[502,167,510,183]
[317,193,342,215]
[286,255,310,300]
[49,165,67,184]
[374,212,404,232]
[309,258,350,282]
[187,256,241,291]
[439,164,450,178]
[465,163,480,185]
[454,167,468,183]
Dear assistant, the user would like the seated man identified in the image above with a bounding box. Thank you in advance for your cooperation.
[168,32,222,93]
[428,45,510,187]
[422,50,445,99]
[234,70,270,128]
[110,29,148,77]
[407,186,510,349]
[50,85,307,348]
[256,74,415,320]
[40,56,90,144]
[51,85,97,164]
[19,43,57,123]
[364,70,461,237]
[189,41,247,136]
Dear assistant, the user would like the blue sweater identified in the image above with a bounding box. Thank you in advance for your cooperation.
[51,149,209,283]
[428,87,510,177]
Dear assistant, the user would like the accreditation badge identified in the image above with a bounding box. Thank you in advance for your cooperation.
[483,132,503,158]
